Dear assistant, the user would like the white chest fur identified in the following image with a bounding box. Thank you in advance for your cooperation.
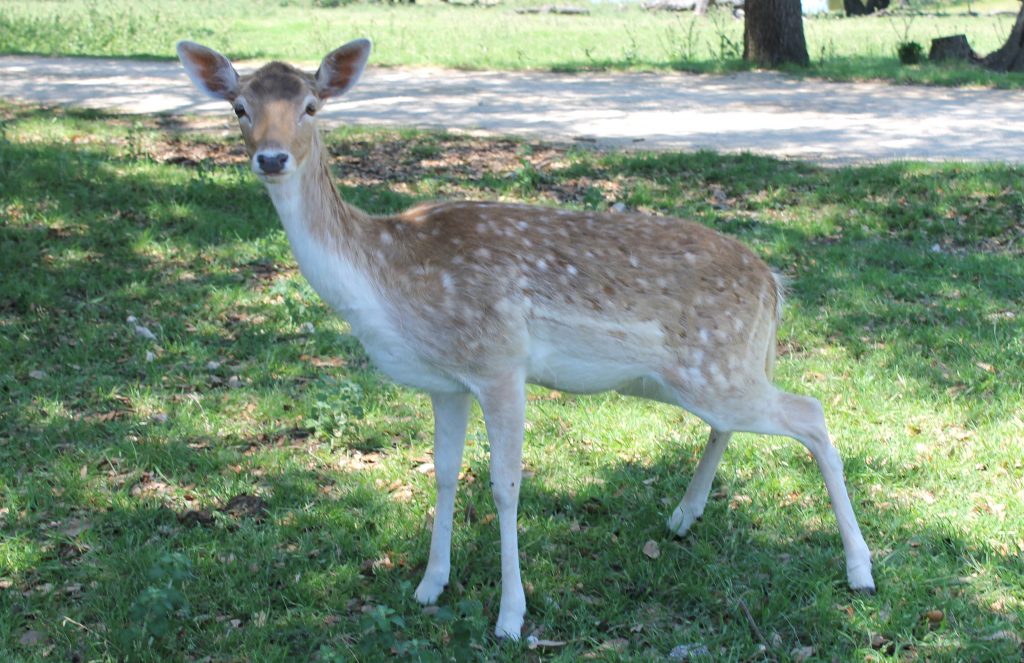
[265,178,462,393]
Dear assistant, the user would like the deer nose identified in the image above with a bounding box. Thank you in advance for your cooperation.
[256,152,289,175]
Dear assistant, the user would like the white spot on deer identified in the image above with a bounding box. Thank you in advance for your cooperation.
[475,247,492,260]
[698,328,710,344]
[684,252,697,265]
[380,231,393,245]
[628,255,639,268]
[536,258,548,272]
[733,317,745,332]
[476,222,487,234]
[566,264,577,276]
[441,271,456,293]
[684,366,707,387]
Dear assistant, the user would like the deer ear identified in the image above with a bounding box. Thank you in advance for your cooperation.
[315,39,371,100]
[176,41,239,101]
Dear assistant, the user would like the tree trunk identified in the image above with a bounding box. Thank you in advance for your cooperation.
[743,0,809,68]
[983,3,1024,71]
[843,0,890,16]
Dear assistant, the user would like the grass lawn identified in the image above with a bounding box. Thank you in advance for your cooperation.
[3,0,1024,87]
[0,102,1022,661]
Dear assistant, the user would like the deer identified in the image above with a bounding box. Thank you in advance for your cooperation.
[176,39,875,639]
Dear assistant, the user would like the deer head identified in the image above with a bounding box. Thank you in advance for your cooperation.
[176,39,371,181]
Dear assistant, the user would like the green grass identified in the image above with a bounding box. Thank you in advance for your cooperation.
[1,102,1022,661]
[3,0,1024,87]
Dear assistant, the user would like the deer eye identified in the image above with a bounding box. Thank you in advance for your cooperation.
[233,106,247,119]
[305,102,317,116]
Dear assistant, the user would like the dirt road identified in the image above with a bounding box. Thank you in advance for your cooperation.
[3,55,1024,164]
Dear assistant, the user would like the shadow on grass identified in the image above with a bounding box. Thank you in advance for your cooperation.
[2,402,1020,660]
[1,107,1021,659]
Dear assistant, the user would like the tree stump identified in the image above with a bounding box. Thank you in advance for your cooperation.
[929,35,979,63]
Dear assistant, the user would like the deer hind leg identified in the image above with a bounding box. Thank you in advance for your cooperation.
[766,389,875,592]
[666,374,874,593]
[667,429,732,537]
[414,392,472,606]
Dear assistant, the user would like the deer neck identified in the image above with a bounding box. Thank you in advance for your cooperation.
[260,131,383,319]
[262,131,370,252]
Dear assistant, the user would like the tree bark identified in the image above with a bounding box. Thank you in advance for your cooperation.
[983,3,1024,71]
[843,0,890,16]
[929,35,979,63]
[743,0,809,68]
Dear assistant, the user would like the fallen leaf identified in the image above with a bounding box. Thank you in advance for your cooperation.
[976,361,995,373]
[133,324,157,341]
[179,509,214,526]
[790,645,814,662]
[642,539,661,559]
[57,518,90,538]
[526,636,567,649]
[924,609,944,626]
[19,630,46,646]
[668,642,710,660]
[870,634,895,655]
[729,494,752,509]
[221,494,268,520]
[599,638,628,652]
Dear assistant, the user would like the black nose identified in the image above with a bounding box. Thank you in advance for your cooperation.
[257,152,289,175]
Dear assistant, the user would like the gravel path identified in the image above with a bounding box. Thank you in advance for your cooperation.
[3,55,1024,164]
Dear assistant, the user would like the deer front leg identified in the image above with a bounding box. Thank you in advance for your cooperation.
[475,373,527,640]
[415,392,472,606]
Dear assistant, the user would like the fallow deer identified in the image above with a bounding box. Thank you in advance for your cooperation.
[176,39,875,639]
